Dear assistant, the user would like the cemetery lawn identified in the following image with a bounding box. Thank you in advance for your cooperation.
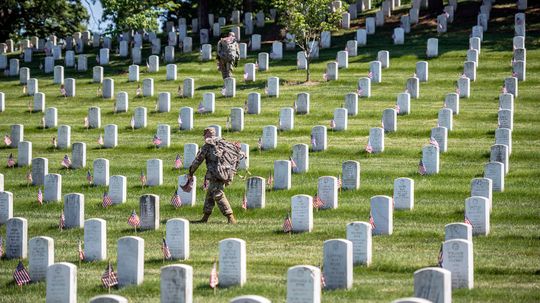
[0,1,539,302]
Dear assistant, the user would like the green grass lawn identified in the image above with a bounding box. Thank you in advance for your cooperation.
[0,1,539,302]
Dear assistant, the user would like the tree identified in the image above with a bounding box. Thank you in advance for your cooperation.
[0,0,89,42]
[272,0,346,82]
[99,0,178,35]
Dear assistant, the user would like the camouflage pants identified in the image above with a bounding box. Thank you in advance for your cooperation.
[219,59,233,79]
[203,181,233,216]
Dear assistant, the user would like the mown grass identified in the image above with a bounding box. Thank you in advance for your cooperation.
[0,1,539,302]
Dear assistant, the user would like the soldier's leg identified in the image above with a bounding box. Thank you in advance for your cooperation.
[220,60,228,79]
[210,182,233,216]
[203,189,216,215]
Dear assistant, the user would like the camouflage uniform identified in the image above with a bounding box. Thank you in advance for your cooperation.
[188,129,233,217]
[217,33,239,79]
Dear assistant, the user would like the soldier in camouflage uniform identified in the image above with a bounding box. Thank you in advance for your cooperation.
[188,128,237,224]
[217,32,240,79]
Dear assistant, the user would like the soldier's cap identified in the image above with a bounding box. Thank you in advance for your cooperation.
[203,127,216,137]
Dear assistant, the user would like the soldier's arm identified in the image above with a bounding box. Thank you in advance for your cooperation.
[188,145,207,175]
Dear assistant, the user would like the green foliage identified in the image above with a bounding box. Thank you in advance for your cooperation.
[99,0,179,35]
[0,0,89,41]
[272,0,347,81]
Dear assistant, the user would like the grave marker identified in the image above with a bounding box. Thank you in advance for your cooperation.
[117,236,145,287]
[28,236,54,282]
[46,262,77,303]
[84,218,106,261]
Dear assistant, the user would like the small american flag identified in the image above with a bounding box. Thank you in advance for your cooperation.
[171,190,182,208]
[136,87,142,97]
[243,72,248,81]
[365,138,373,153]
[311,135,317,148]
[395,104,401,114]
[313,194,324,209]
[84,116,89,128]
[369,212,376,230]
[322,72,328,81]
[26,171,33,184]
[86,170,93,185]
[357,86,363,95]
[162,238,172,260]
[128,210,140,227]
[0,236,3,258]
[60,87,67,97]
[78,240,85,261]
[97,134,104,146]
[264,86,269,95]
[368,71,373,79]
[13,260,31,286]
[101,261,118,288]
[52,137,57,148]
[153,135,162,147]
[430,137,439,149]
[61,155,71,168]
[7,153,15,168]
[102,191,112,208]
[4,135,12,146]
[455,87,461,95]
[37,188,43,205]
[59,210,65,230]
[283,213,293,233]
[330,119,336,129]
[221,87,226,96]
[174,154,183,169]
[501,86,507,94]
[198,102,205,114]
[140,171,147,186]
[130,116,135,129]
[289,156,297,169]
[381,119,385,129]
[464,215,473,227]
[320,270,326,288]
[257,137,262,151]
[267,172,274,187]
[293,101,298,112]
[438,243,444,267]
[337,174,342,189]
[418,159,427,175]
[209,261,219,289]
[242,193,247,210]
[512,71,517,77]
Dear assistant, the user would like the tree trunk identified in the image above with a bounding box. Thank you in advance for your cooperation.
[243,0,253,13]
[306,59,310,82]
[428,0,444,15]
[198,0,209,29]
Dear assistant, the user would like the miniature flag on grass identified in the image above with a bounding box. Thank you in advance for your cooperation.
[242,193,247,210]
[101,261,118,288]
[59,210,65,231]
[313,194,324,210]
[430,137,439,149]
[78,240,85,261]
[174,154,183,169]
[97,134,104,146]
[162,238,172,260]
[464,216,473,227]
[128,210,140,227]
[37,188,43,205]
[289,156,297,169]
[283,213,293,233]
[418,159,427,175]
[153,135,162,147]
[0,236,3,258]
[369,212,376,230]
[209,261,219,289]
[7,153,15,168]
[86,170,93,185]
[52,137,57,148]
[171,189,182,208]
[140,171,147,186]
[365,138,373,154]
[61,155,71,169]
[102,192,112,208]
[4,135,12,146]
[13,260,31,286]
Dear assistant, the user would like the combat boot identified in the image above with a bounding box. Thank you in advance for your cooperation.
[191,213,210,224]
[226,214,237,224]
